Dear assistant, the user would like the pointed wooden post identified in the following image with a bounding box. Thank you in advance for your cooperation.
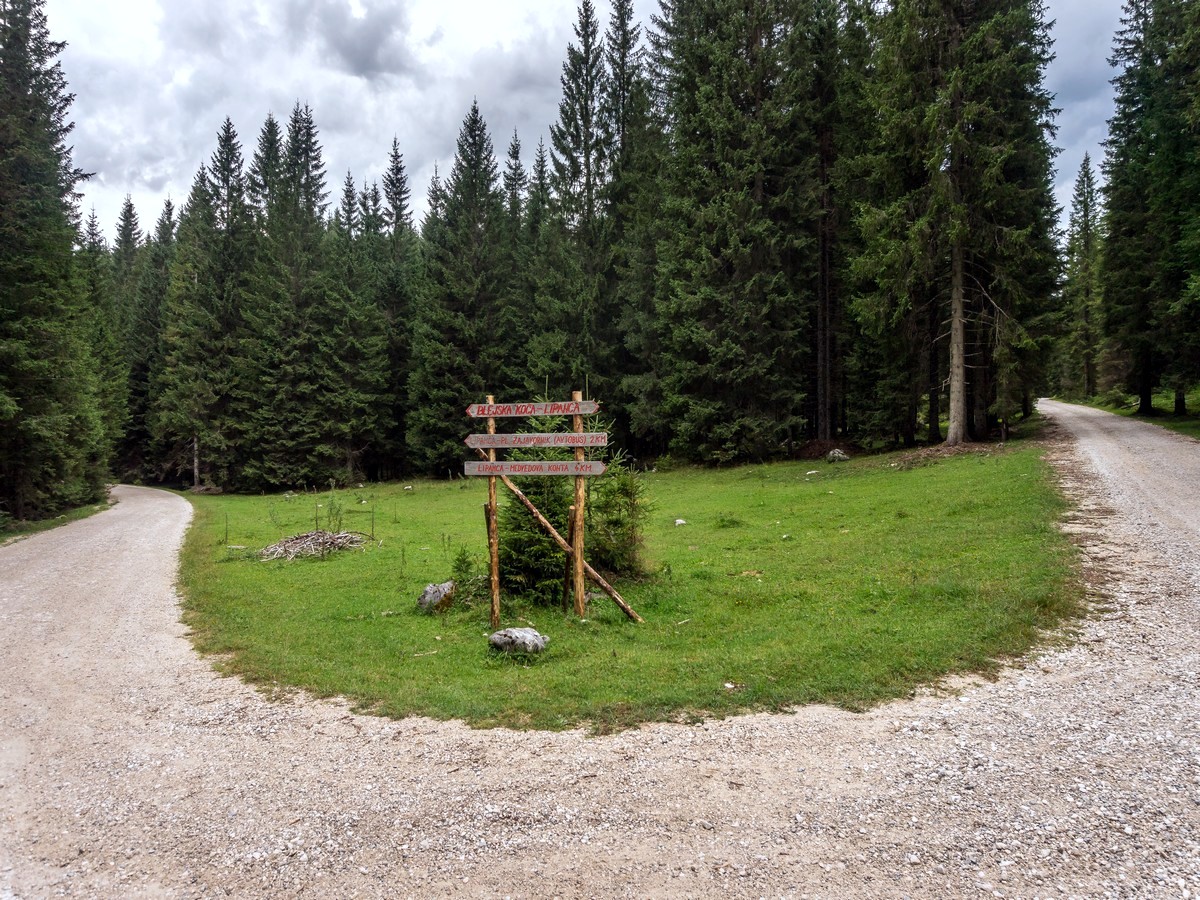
[572,390,587,617]
[485,395,501,629]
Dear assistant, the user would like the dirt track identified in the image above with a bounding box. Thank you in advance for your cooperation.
[1,402,1198,898]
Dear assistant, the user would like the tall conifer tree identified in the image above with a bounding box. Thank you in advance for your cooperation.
[122,199,174,478]
[1060,155,1104,398]
[372,139,421,477]
[0,0,108,518]
[79,211,128,464]
[549,0,614,397]
[407,101,506,475]
[154,119,254,487]
[1103,0,1165,414]
[649,0,815,462]
[238,104,334,488]
[857,0,1058,445]
[152,168,220,488]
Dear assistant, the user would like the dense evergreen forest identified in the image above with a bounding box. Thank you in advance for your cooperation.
[2,0,1198,520]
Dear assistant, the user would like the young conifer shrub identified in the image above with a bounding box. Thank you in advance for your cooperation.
[496,414,647,605]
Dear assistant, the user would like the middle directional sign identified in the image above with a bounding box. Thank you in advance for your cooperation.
[465,432,608,450]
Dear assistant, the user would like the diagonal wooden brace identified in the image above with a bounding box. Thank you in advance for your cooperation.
[475,448,643,623]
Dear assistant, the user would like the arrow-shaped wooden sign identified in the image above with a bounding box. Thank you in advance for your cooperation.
[464,460,607,477]
[465,400,600,418]
[465,432,608,449]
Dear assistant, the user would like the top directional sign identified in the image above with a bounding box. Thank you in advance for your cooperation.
[466,400,600,418]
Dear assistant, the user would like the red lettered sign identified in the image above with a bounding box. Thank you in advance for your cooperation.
[465,400,600,418]
[465,432,608,449]
[464,460,607,477]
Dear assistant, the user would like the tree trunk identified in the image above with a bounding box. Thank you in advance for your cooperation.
[816,123,835,441]
[1175,388,1187,416]
[944,14,967,448]
[1136,361,1154,416]
[192,434,200,489]
[946,241,967,446]
[927,297,942,443]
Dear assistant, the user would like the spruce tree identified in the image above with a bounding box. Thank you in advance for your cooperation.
[122,199,174,479]
[153,119,254,487]
[1059,155,1104,398]
[421,164,444,238]
[856,0,1058,445]
[79,210,128,467]
[551,0,608,237]
[1174,0,1200,396]
[383,137,413,234]
[0,0,109,518]
[823,0,878,441]
[151,168,221,488]
[246,112,284,219]
[373,139,421,478]
[1102,0,1197,412]
[237,113,296,487]
[238,104,333,488]
[312,172,391,483]
[521,138,587,398]
[407,101,507,475]
[601,0,663,450]
[549,0,614,398]
[499,131,534,387]
[649,0,815,463]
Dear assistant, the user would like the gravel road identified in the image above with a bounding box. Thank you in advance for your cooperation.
[1,402,1198,899]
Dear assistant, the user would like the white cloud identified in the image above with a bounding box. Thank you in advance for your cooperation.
[50,0,1121,239]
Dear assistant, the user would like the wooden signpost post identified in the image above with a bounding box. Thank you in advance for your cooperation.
[464,392,641,627]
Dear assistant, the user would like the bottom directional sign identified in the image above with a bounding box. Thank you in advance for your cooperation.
[465,460,607,477]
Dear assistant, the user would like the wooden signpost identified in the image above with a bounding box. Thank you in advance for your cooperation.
[466,400,600,418]
[465,432,608,449]
[464,460,607,476]
[464,391,641,628]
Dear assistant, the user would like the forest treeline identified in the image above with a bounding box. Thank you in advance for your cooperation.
[2,0,1198,520]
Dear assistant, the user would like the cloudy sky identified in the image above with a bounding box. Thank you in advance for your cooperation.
[48,0,1123,241]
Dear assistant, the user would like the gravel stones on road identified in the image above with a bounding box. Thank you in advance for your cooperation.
[2,405,1199,898]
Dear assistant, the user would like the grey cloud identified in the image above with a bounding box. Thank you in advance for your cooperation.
[448,27,568,157]
[284,0,423,80]
[1044,0,1123,216]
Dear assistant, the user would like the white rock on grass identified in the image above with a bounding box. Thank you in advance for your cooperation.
[488,628,548,654]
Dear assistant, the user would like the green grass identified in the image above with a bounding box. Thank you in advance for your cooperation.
[1092,387,1200,440]
[178,443,1082,732]
[1,495,114,545]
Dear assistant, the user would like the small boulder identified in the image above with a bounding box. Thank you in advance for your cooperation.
[417,580,455,613]
[489,627,548,654]
[826,448,850,463]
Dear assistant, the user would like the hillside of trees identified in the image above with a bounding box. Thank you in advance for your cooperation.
[2,0,1197,520]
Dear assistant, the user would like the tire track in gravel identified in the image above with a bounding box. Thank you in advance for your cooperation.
[1,405,1198,899]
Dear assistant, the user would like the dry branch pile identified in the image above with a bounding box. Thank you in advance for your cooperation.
[261,530,368,561]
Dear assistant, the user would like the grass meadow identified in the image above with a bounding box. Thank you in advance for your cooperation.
[178,441,1082,732]
[1095,386,1200,440]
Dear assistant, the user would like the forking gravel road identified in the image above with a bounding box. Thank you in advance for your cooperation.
[1,400,1198,899]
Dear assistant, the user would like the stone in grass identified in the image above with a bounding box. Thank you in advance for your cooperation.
[417,581,455,613]
[826,448,850,463]
[489,627,549,654]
